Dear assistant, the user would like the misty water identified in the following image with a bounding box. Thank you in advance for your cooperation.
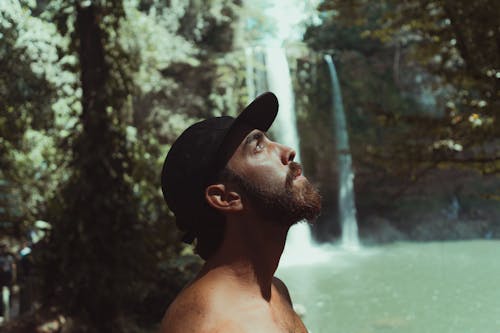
[242,4,500,333]
[277,240,500,333]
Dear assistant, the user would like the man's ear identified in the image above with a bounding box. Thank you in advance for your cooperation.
[205,184,242,212]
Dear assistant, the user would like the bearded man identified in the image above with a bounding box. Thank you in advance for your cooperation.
[160,92,321,333]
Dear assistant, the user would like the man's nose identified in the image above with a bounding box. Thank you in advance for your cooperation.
[279,144,296,165]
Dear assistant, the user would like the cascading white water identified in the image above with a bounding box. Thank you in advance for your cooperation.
[266,46,313,263]
[324,54,360,249]
[241,1,333,265]
[244,44,329,265]
[265,45,301,162]
[264,45,331,266]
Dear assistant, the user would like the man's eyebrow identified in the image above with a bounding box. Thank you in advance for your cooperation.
[244,131,264,146]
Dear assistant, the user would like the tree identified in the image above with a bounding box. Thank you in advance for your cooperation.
[297,0,500,239]
[39,2,153,331]
[0,0,78,238]
[310,0,499,176]
[1,0,245,329]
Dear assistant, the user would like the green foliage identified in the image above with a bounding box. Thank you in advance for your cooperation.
[367,0,499,144]
[39,3,152,330]
[1,0,243,331]
[304,0,499,186]
[0,0,79,236]
[295,0,500,236]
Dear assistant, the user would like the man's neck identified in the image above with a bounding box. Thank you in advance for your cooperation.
[200,216,290,301]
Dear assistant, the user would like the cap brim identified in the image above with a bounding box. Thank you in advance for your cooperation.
[234,91,279,132]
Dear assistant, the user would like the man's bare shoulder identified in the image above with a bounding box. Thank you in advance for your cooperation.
[159,282,212,333]
[159,277,253,333]
[159,274,302,333]
[161,305,250,333]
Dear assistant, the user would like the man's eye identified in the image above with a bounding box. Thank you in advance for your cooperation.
[255,142,264,152]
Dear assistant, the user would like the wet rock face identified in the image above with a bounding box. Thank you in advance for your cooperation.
[354,168,500,243]
[311,167,500,244]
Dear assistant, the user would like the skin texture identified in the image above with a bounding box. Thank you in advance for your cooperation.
[160,129,315,333]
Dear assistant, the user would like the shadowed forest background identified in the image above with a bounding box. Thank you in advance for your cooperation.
[0,0,498,332]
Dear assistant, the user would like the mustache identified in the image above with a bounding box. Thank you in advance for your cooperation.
[289,161,302,177]
[286,162,303,184]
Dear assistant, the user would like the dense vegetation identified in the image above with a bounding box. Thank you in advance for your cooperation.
[1,0,243,331]
[297,0,499,241]
[0,0,498,331]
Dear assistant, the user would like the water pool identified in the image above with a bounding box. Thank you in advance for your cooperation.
[277,240,500,333]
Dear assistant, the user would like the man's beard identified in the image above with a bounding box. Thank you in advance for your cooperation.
[222,162,322,226]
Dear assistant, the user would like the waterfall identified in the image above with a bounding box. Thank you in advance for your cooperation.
[263,45,330,265]
[245,44,327,265]
[265,45,307,249]
[265,45,301,162]
[324,54,360,249]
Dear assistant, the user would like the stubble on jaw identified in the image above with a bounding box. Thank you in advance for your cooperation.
[219,162,322,227]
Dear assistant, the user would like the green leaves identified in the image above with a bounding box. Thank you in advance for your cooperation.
[1,0,241,330]
[306,0,499,176]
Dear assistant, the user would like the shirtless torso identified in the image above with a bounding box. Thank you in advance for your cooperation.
[160,269,308,333]
[159,98,321,333]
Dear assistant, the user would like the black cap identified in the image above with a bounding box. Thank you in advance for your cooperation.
[161,92,279,242]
